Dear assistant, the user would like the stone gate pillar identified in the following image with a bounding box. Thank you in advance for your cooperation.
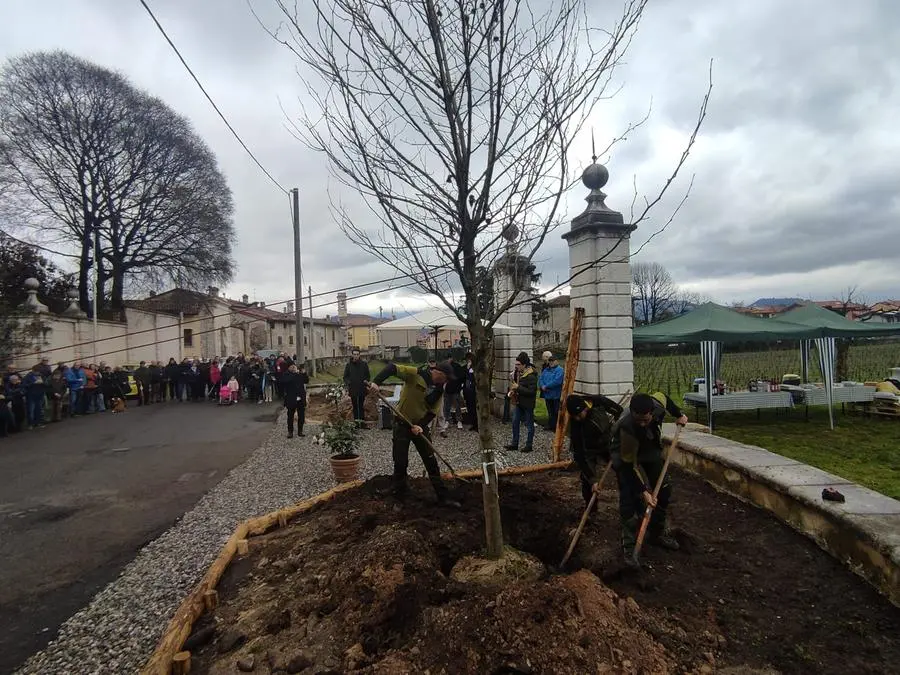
[491,251,533,410]
[562,161,636,398]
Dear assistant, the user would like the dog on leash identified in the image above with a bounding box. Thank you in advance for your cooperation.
[111,397,127,413]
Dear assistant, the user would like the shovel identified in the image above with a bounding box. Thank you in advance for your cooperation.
[632,424,684,563]
[373,390,471,483]
[559,460,612,569]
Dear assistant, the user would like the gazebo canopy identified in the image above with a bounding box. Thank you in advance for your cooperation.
[632,302,819,344]
[777,303,900,338]
[376,308,513,332]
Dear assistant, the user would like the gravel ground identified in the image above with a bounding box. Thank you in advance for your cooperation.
[17,406,558,675]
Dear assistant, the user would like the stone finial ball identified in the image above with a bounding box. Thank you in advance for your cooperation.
[502,223,519,241]
[24,277,39,290]
[582,162,609,190]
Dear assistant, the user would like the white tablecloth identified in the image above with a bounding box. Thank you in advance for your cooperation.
[800,385,876,406]
[683,391,794,412]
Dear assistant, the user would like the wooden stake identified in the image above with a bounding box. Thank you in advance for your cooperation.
[236,539,249,555]
[202,590,218,612]
[552,307,585,462]
[172,651,190,675]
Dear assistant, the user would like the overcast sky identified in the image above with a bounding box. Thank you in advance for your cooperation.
[2,0,897,316]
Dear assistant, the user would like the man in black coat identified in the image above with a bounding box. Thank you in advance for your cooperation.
[281,363,310,438]
[343,349,371,425]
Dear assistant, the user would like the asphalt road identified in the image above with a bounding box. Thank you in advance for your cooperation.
[0,400,277,674]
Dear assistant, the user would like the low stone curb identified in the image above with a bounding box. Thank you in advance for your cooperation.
[664,423,900,607]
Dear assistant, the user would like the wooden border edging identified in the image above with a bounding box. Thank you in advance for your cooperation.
[142,462,572,674]
[141,480,362,675]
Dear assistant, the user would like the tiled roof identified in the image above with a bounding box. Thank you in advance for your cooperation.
[342,313,386,327]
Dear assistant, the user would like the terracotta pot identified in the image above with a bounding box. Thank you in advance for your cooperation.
[329,454,362,483]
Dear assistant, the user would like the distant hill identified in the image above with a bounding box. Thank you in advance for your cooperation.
[750,297,805,308]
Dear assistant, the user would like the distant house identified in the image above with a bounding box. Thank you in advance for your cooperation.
[534,294,572,347]
[815,300,870,320]
[732,303,801,318]
[860,300,900,324]
[342,313,387,352]
[128,287,343,359]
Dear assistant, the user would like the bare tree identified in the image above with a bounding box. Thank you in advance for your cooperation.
[670,289,709,316]
[631,261,677,324]
[0,51,235,311]
[833,285,868,380]
[263,0,707,558]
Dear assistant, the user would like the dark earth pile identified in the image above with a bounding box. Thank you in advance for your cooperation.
[187,469,900,674]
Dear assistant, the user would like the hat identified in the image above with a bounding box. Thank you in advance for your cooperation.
[566,394,589,416]
[515,351,530,366]
[542,351,554,361]
[432,361,455,381]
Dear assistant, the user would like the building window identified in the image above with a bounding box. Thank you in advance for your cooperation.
[277,335,283,346]
[304,336,308,346]
[320,335,324,346]
[289,335,294,345]
[183,329,193,347]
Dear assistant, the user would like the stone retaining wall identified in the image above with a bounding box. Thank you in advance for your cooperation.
[665,424,900,607]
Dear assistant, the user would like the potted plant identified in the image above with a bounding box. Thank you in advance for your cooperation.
[320,383,363,482]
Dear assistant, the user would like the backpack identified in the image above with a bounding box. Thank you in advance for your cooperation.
[569,395,622,458]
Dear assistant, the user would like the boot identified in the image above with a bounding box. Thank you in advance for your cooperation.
[648,531,680,551]
[504,444,517,452]
[431,478,461,508]
[521,445,533,453]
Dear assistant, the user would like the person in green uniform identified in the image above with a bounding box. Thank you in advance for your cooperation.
[610,391,688,565]
[566,393,625,511]
[367,361,460,506]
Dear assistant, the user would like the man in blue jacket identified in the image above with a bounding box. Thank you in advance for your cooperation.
[65,363,86,416]
[538,351,564,431]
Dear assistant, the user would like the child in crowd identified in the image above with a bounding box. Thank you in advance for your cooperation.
[227,375,240,404]
[218,381,231,406]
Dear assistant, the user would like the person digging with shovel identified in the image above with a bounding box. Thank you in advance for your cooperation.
[611,392,688,568]
[367,362,461,508]
[567,393,625,511]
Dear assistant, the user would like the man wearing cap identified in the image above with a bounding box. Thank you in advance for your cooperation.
[566,393,624,509]
[611,392,688,564]
[538,351,564,432]
[368,361,460,506]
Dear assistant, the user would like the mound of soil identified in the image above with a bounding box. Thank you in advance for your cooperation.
[189,469,900,675]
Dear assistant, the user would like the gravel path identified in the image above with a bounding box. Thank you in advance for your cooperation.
[18,407,558,674]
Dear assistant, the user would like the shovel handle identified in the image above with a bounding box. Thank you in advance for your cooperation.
[633,425,683,559]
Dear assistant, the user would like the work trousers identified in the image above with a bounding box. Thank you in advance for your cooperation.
[544,398,560,431]
[350,392,366,422]
[573,448,607,507]
[510,405,535,448]
[391,421,446,497]
[463,389,477,429]
[286,405,306,435]
[614,455,672,554]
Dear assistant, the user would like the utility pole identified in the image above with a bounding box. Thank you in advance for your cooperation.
[91,226,99,361]
[292,188,305,365]
[308,285,316,377]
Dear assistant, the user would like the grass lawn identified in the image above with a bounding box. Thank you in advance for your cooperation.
[688,407,900,500]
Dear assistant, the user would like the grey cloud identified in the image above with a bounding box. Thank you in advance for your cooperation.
[2,0,899,311]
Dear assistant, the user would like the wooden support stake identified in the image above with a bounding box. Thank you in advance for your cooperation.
[236,539,249,555]
[172,651,191,675]
[552,308,585,462]
[202,590,218,612]
[442,460,572,481]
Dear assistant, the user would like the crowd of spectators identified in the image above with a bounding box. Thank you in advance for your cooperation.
[1,351,301,437]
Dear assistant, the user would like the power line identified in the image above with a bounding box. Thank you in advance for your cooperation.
[137,0,288,195]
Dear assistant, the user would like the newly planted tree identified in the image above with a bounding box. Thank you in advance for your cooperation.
[266,0,707,558]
